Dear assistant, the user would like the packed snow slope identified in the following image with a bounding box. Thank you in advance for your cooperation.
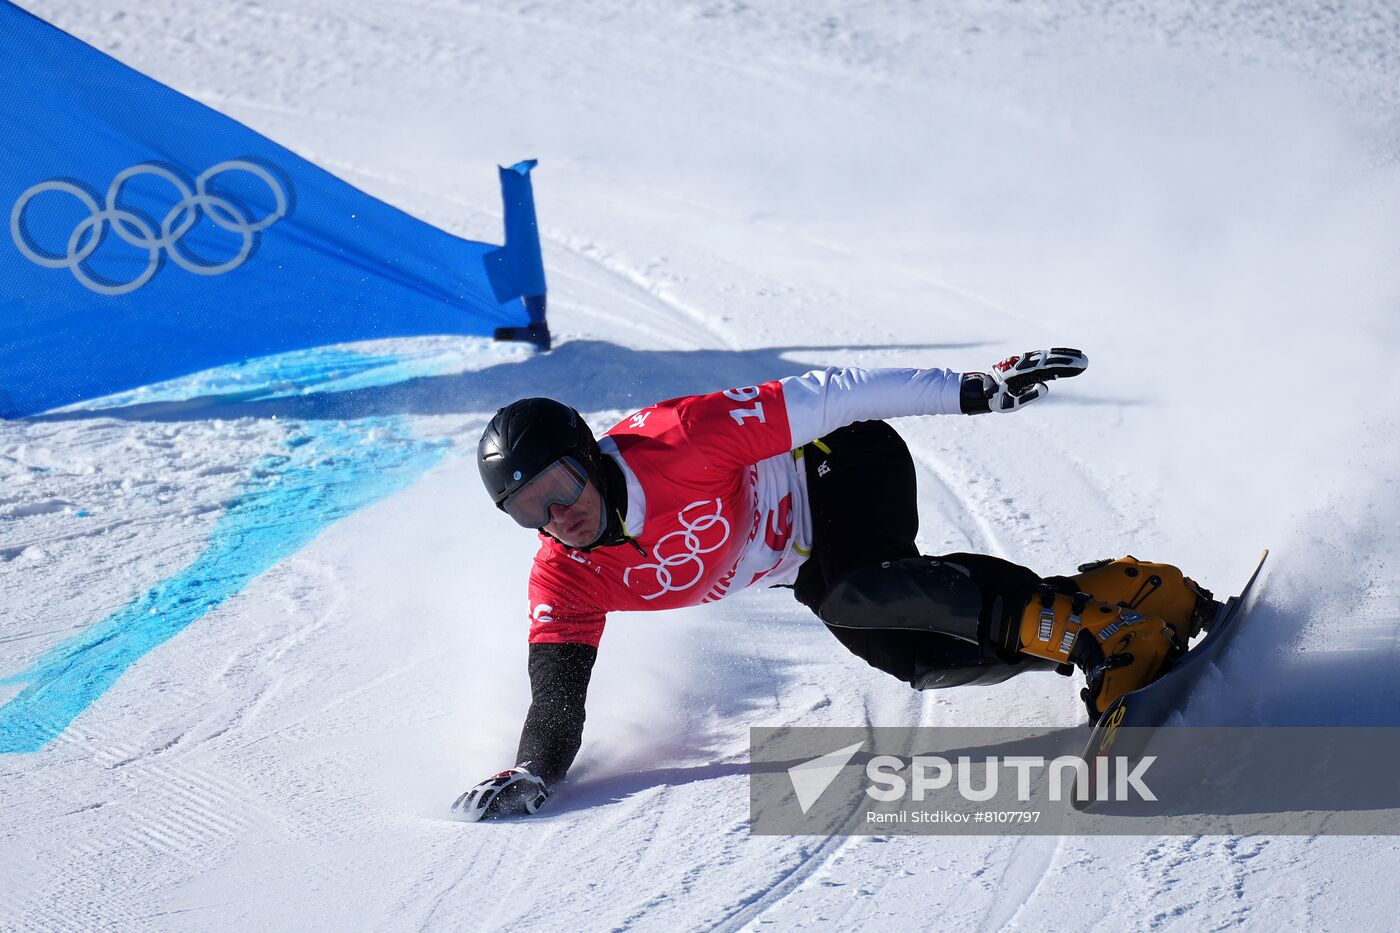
[3,1,1400,929]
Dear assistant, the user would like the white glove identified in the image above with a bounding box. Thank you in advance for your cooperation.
[960,348,1089,414]
[451,765,549,822]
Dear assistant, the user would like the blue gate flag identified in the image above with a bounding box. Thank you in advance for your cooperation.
[0,2,548,418]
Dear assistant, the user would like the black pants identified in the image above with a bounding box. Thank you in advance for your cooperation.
[792,421,1050,689]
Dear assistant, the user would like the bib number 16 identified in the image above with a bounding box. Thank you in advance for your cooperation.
[723,386,767,425]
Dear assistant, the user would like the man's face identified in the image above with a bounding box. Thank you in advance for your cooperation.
[542,478,604,548]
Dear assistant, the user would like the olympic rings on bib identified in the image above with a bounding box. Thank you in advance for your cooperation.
[10,160,287,296]
[624,498,732,600]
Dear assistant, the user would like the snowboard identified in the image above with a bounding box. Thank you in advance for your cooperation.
[1071,548,1270,811]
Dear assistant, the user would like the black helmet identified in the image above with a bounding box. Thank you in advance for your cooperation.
[478,397,604,508]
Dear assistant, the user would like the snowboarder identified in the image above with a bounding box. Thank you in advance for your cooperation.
[453,350,1219,821]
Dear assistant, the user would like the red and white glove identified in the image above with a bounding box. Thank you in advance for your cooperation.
[960,348,1089,414]
[452,765,549,822]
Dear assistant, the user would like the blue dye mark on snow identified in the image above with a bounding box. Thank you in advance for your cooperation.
[0,412,448,755]
[57,339,494,413]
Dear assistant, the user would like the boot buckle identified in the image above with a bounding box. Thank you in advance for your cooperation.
[1059,614,1081,655]
[1058,593,1089,655]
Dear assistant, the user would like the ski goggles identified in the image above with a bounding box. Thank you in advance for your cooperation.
[500,456,589,529]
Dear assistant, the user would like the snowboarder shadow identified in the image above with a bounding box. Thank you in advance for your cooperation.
[909,727,1400,831]
[550,725,1400,831]
[1077,725,1400,830]
[545,760,754,816]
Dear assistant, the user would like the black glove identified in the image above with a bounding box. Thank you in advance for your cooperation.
[451,765,549,822]
[960,348,1089,414]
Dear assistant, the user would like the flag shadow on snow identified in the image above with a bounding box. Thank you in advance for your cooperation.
[27,339,989,424]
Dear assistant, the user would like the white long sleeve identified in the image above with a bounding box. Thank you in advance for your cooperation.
[778,367,964,447]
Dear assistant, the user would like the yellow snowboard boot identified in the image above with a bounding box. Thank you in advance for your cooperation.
[1069,556,1220,639]
[1013,587,1187,721]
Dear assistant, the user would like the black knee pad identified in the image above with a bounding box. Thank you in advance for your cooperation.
[819,557,984,644]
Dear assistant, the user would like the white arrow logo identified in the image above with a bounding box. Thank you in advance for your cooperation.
[787,741,864,814]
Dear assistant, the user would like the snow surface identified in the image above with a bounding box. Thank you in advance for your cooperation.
[4,0,1400,929]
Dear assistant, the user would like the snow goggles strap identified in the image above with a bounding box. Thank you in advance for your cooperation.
[500,456,588,529]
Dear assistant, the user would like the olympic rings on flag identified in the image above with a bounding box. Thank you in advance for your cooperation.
[9,160,287,296]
